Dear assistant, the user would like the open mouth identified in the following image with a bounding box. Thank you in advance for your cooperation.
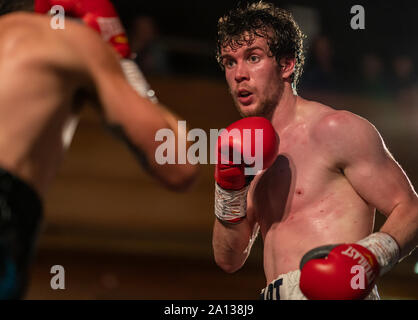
[237,90,253,105]
[238,90,252,97]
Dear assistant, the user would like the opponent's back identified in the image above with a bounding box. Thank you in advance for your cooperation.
[0,12,108,193]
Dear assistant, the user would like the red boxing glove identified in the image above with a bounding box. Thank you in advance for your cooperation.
[34,0,131,58]
[299,232,399,300]
[299,243,379,300]
[214,117,278,223]
[215,117,278,190]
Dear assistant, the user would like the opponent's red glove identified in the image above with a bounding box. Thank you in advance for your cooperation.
[214,117,278,223]
[34,0,131,58]
[299,232,400,300]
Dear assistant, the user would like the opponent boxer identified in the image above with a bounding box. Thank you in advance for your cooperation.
[0,0,197,299]
[213,2,418,300]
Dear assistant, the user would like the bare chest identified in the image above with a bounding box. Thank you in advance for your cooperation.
[249,129,342,228]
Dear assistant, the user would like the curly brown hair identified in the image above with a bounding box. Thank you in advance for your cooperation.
[216,1,306,88]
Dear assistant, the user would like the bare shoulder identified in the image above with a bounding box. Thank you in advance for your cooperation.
[303,99,386,166]
[0,13,45,55]
[0,13,83,62]
[309,103,380,146]
[0,12,121,81]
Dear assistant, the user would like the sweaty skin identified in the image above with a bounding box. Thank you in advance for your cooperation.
[213,36,418,285]
[249,100,374,283]
[0,13,197,197]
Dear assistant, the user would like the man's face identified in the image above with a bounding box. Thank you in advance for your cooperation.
[220,35,283,117]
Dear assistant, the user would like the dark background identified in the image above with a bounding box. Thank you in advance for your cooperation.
[25,0,418,300]
[113,0,418,78]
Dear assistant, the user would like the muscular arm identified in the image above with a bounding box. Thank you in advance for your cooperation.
[67,24,198,190]
[319,111,418,259]
[212,192,259,273]
[211,117,277,273]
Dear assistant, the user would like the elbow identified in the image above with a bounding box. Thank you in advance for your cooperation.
[218,263,241,274]
[159,163,200,192]
[214,255,243,274]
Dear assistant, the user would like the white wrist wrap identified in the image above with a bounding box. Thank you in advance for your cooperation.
[120,59,158,103]
[214,183,249,223]
[357,232,400,276]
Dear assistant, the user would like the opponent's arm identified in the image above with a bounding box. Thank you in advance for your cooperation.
[212,118,278,273]
[35,0,157,102]
[300,111,417,299]
[65,24,197,190]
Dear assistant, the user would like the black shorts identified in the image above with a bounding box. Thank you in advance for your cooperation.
[0,168,43,299]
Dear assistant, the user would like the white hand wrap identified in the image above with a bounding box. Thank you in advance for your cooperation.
[120,59,158,103]
[214,183,250,223]
[357,232,400,276]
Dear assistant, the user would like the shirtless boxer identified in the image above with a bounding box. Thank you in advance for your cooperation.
[213,2,418,300]
[0,0,197,299]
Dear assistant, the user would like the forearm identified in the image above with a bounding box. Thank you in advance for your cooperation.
[153,103,199,190]
[212,218,253,273]
[120,59,198,186]
[119,58,183,135]
[211,118,277,272]
[380,196,418,259]
[103,87,197,190]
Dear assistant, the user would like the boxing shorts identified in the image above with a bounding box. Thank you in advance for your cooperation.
[259,269,380,300]
[0,168,43,299]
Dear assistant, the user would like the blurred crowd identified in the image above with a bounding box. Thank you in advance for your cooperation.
[299,34,418,124]
[299,34,417,104]
[128,15,171,76]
